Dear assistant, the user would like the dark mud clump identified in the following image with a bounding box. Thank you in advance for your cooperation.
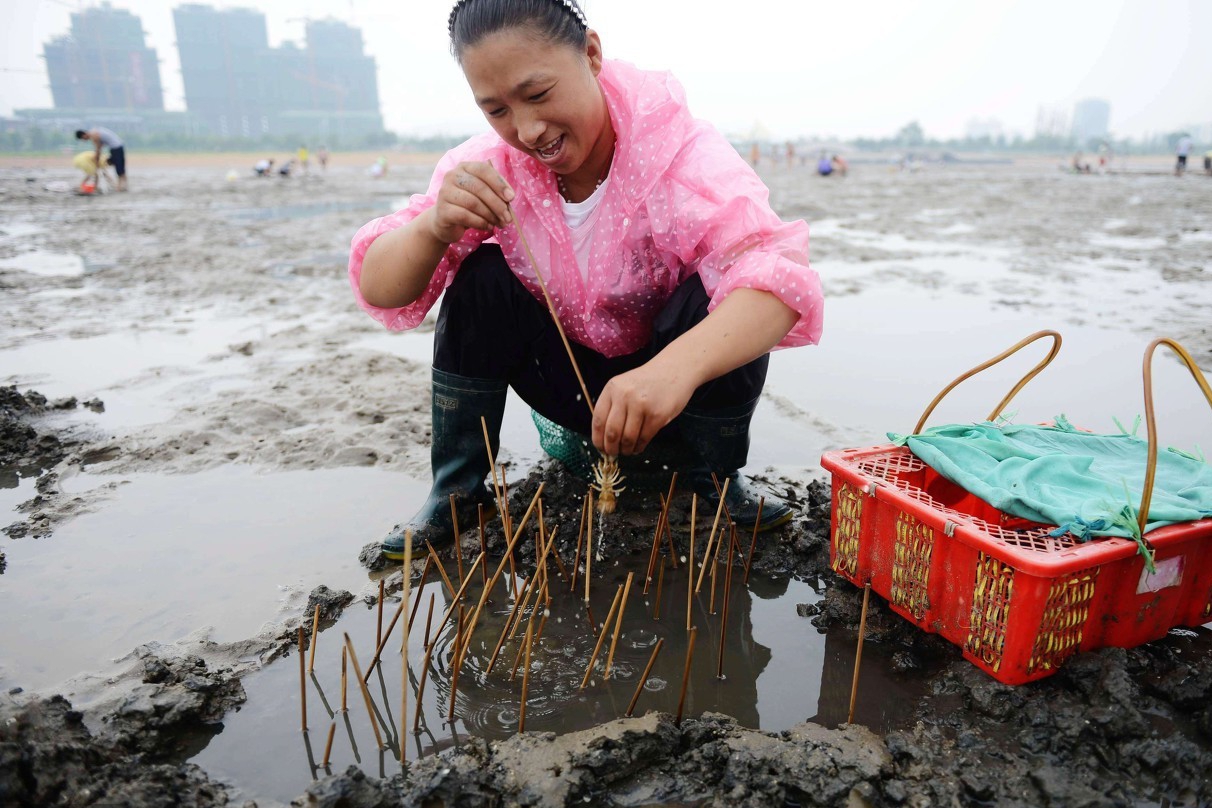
[1,385,102,542]
[299,712,889,808]
[0,652,244,808]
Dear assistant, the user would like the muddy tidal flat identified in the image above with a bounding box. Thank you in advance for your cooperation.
[1,154,1210,807]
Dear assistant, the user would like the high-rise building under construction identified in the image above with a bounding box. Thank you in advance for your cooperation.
[173,4,384,140]
[43,3,165,111]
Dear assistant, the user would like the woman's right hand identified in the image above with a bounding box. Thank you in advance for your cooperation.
[429,161,516,244]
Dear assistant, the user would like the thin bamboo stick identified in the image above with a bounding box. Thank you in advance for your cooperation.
[340,645,347,711]
[626,638,664,717]
[365,550,485,683]
[518,615,536,733]
[510,596,540,681]
[448,606,466,723]
[847,583,872,725]
[695,478,730,592]
[308,604,321,673]
[579,585,624,689]
[663,502,678,568]
[375,581,385,651]
[686,494,696,632]
[481,415,503,516]
[459,485,546,670]
[450,494,465,591]
[653,558,666,620]
[343,633,385,748]
[322,721,336,767]
[675,627,697,726]
[584,490,594,602]
[644,475,678,593]
[427,543,456,600]
[512,219,595,420]
[298,627,308,733]
[743,497,765,584]
[400,531,412,763]
[408,555,433,632]
[709,553,718,615]
[717,537,735,679]
[570,493,588,592]
[411,594,437,734]
[603,571,634,680]
[478,504,488,587]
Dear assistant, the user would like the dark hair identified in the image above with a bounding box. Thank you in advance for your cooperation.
[75,130,87,139]
[449,0,588,61]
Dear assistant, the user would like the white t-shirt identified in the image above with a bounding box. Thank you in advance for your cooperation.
[559,176,610,283]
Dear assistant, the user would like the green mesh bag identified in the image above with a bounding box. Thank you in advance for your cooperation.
[531,410,596,480]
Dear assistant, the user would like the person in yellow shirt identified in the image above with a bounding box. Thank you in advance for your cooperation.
[297,145,310,174]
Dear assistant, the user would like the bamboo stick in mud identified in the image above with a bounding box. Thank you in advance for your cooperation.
[412,594,437,734]
[478,503,489,587]
[321,720,336,768]
[408,555,433,631]
[571,492,588,592]
[580,584,624,689]
[687,494,696,633]
[626,638,665,717]
[511,595,541,681]
[585,489,594,603]
[743,497,765,584]
[518,613,536,733]
[376,581,385,651]
[718,536,735,679]
[427,542,456,600]
[653,557,666,620]
[298,627,308,733]
[644,475,678,593]
[603,571,635,680]
[341,646,347,712]
[676,627,697,726]
[448,606,466,724]
[848,583,872,725]
[695,478,729,593]
[308,604,321,673]
[450,494,465,590]
[481,415,503,517]
[458,484,546,669]
[343,633,385,749]
[400,531,412,764]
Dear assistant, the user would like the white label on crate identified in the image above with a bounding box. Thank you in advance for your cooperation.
[1137,556,1184,595]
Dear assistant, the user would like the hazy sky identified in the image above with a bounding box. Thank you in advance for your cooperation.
[2,0,1209,140]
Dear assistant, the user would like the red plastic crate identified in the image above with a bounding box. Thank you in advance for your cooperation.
[821,443,1212,685]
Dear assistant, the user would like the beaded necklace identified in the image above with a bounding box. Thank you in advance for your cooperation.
[556,147,614,203]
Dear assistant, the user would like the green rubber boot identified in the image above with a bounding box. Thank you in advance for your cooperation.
[381,368,506,560]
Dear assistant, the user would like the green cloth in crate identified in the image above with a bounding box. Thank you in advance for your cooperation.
[891,420,1212,547]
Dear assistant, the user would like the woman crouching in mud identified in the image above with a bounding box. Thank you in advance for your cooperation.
[349,0,823,559]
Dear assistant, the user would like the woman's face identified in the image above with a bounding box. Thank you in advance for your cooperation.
[461,26,612,178]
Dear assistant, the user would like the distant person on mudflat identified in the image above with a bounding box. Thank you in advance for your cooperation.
[830,154,848,177]
[75,127,126,191]
[1175,134,1192,176]
[1204,149,1212,176]
[318,146,329,171]
[349,0,824,560]
[816,152,833,176]
[254,158,275,177]
[298,145,310,174]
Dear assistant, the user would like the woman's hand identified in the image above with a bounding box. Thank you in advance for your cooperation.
[592,360,696,456]
[430,161,516,244]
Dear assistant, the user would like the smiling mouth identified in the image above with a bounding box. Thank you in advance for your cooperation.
[536,135,564,160]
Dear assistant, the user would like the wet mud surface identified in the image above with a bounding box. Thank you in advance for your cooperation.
[1,158,1210,806]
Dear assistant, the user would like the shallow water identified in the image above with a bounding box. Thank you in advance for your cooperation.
[0,250,86,277]
[189,545,928,805]
[0,466,427,694]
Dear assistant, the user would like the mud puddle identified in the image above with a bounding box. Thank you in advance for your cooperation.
[0,250,86,277]
[0,465,426,694]
[191,557,930,805]
[223,198,396,223]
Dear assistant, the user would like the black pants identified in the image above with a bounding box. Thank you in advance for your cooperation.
[433,245,768,438]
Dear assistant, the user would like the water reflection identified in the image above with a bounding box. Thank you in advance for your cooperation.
[191,544,930,804]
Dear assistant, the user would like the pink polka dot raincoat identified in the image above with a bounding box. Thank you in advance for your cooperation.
[349,58,823,359]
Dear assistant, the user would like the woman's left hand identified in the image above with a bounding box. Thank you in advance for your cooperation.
[592,362,695,456]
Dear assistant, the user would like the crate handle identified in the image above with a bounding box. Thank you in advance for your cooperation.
[912,330,1063,435]
[1138,337,1212,537]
